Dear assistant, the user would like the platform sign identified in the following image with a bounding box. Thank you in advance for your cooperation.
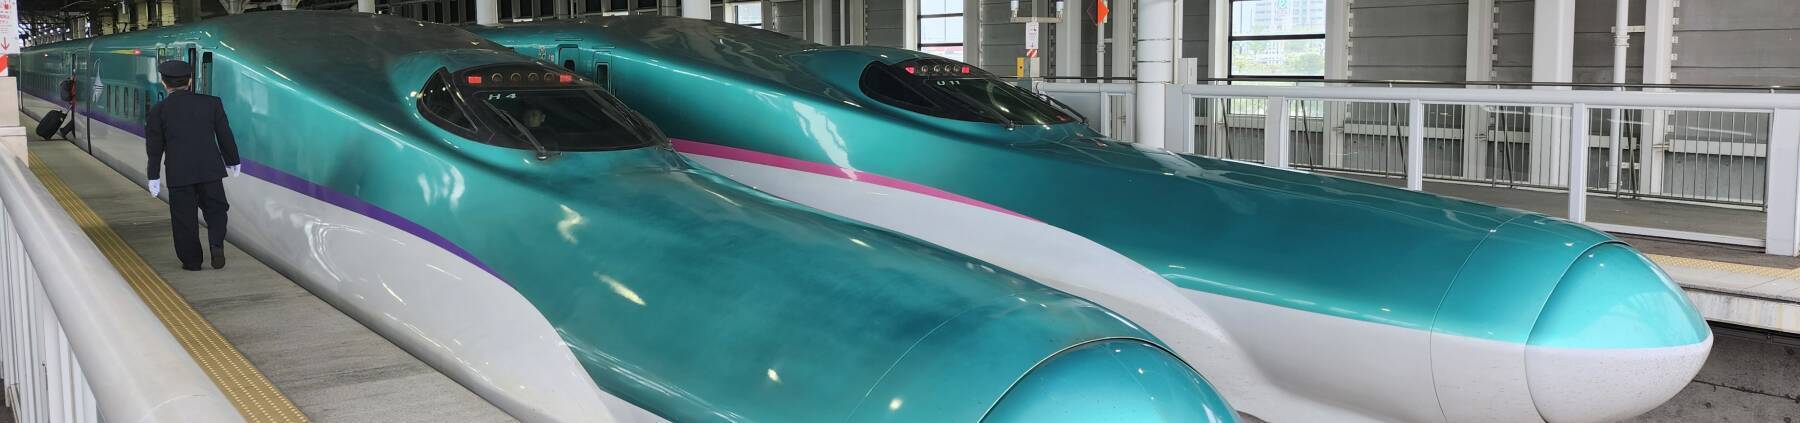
[1025,21,1040,51]
[0,0,16,75]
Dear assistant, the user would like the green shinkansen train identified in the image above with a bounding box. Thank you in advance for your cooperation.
[473,16,1713,423]
[18,12,1237,423]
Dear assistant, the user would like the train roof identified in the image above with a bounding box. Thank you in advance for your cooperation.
[25,12,525,122]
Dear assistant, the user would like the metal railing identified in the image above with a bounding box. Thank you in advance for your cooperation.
[1036,82,1137,141]
[0,153,242,423]
[1034,80,1800,256]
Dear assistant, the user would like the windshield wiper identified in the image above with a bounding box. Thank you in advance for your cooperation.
[482,101,556,161]
[1037,92,1088,124]
[937,88,1018,130]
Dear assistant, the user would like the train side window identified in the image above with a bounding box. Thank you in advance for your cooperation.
[562,60,575,70]
[200,52,214,94]
[593,63,608,89]
[418,70,475,132]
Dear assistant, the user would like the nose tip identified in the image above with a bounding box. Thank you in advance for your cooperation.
[1526,243,1713,422]
[981,339,1237,423]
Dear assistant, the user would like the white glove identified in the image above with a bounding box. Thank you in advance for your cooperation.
[227,164,241,177]
[147,179,161,197]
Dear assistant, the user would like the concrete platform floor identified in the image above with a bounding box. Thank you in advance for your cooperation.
[28,139,514,422]
[1628,324,1800,422]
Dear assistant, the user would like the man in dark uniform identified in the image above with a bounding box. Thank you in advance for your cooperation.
[146,60,240,271]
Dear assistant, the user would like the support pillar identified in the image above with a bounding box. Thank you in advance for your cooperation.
[809,0,835,44]
[1640,0,1677,195]
[161,0,178,22]
[68,17,86,39]
[1530,0,1575,187]
[1462,0,1494,180]
[1109,0,1132,77]
[902,0,918,50]
[846,0,865,44]
[134,0,150,29]
[1202,0,1229,155]
[1054,0,1081,77]
[1133,0,1178,150]
[279,0,296,10]
[681,0,706,18]
[1321,0,1350,168]
[357,0,374,13]
[476,0,498,25]
[219,0,246,15]
[1766,109,1800,256]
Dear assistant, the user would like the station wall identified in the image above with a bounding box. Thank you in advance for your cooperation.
[326,0,1800,87]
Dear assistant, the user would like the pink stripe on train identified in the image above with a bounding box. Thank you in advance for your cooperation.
[670,139,1037,222]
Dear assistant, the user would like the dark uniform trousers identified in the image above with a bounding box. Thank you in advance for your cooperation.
[167,181,229,266]
[146,89,240,268]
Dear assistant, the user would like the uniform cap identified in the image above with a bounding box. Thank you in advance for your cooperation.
[157,60,194,78]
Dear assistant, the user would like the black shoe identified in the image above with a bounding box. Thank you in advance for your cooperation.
[210,247,226,269]
[182,264,203,271]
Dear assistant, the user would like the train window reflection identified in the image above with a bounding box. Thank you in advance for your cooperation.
[858,63,1072,126]
[858,63,935,111]
[476,90,653,151]
[419,71,475,131]
[921,79,1072,125]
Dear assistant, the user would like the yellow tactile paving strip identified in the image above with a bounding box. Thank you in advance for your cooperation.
[28,155,310,423]
[1647,253,1800,279]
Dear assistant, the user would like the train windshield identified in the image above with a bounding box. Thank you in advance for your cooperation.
[475,90,653,152]
[920,79,1072,126]
[859,58,1074,126]
[420,64,659,153]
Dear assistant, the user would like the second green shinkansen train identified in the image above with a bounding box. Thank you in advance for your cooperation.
[474,17,1715,423]
[17,12,1239,423]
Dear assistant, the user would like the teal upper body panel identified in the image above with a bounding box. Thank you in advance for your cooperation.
[23,12,1213,422]
[470,17,1710,349]
[981,340,1238,423]
[1531,243,1710,349]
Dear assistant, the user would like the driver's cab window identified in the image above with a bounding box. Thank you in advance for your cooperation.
[419,70,475,132]
[593,63,609,90]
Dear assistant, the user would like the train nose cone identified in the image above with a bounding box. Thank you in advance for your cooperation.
[982,340,1237,423]
[1525,243,1713,422]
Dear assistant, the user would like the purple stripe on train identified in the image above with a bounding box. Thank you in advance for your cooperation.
[25,91,507,281]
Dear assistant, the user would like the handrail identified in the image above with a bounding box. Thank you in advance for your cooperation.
[1197,77,1800,92]
[1039,76,1140,82]
[1043,76,1800,91]
[0,154,242,423]
[1036,81,1135,93]
[1180,83,1800,110]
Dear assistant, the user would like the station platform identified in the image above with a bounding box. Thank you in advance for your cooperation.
[22,136,513,422]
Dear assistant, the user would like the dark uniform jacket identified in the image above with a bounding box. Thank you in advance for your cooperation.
[146,90,240,187]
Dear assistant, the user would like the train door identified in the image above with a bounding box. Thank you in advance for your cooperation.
[554,46,611,90]
[72,50,95,153]
[181,45,214,95]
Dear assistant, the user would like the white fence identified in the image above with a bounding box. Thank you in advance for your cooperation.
[1036,82,1136,141]
[1036,82,1800,256]
[0,153,242,423]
